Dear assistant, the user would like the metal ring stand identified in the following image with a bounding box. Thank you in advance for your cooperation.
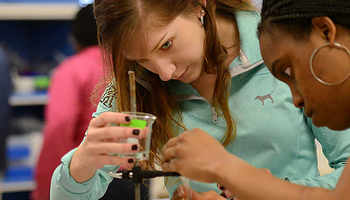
[109,165,180,200]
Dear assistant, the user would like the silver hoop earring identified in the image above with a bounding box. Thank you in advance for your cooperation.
[309,42,350,85]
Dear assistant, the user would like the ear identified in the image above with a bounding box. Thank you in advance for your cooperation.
[311,17,337,46]
[196,6,205,20]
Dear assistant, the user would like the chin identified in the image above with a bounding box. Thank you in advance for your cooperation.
[311,114,333,129]
[313,116,350,131]
[311,118,325,128]
[182,75,199,84]
[179,78,192,84]
[326,121,350,131]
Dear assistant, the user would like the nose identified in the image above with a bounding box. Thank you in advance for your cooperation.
[151,58,176,81]
[290,87,304,108]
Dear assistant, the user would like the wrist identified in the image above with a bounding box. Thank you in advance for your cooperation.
[69,150,96,183]
[215,154,246,187]
[207,152,237,183]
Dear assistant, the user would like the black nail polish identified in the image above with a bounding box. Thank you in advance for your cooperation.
[220,192,227,198]
[128,158,134,163]
[133,129,140,135]
[132,144,138,150]
[125,116,131,122]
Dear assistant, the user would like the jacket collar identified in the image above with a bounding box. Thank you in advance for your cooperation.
[229,11,264,77]
[165,11,264,96]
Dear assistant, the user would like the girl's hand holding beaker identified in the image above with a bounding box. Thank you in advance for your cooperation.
[69,111,149,183]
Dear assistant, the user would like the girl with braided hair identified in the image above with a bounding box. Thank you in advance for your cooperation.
[50,0,350,199]
[162,0,350,199]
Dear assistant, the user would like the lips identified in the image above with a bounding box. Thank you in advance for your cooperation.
[177,66,189,81]
[303,109,313,118]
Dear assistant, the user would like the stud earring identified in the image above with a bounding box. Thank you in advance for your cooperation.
[200,9,205,26]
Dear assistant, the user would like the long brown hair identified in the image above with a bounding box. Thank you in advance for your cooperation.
[94,0,254,170]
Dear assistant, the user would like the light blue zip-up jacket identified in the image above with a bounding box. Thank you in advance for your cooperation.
[50,11,350,200]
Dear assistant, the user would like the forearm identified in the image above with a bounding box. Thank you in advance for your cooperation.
[50,149,116,200]
[215,155,336,200]
[69,148,98,183]
[51,164,103,200]
[290,165,344,189]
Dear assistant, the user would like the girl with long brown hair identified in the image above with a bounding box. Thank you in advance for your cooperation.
[50,0,350,199]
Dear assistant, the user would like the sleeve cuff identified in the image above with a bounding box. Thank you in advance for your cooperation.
[54,148,100,195]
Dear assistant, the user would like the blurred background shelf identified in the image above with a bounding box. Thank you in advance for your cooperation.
[0,180,36,193]
[0,2,80,20]
[9,92,48,106]
[0,180,35,200]
[0,1,80,198]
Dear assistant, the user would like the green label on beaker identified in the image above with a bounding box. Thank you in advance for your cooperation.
[121,119,147,129]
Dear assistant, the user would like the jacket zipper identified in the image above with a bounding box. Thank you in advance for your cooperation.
[211,106,218,124]
[181,94,219,124]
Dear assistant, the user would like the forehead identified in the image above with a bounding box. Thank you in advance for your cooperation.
[122,20,169,60]
[259,27,308,64]
[123,15,189,60]
[123,26,168,60]
[259,30,289,66]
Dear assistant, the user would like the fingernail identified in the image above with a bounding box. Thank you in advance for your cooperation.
[128,158,134,163]
[125,116,131,122]
[133,129,140,135]
[132,144,138,150]
[220,192,227,198]
[219,185,226,190]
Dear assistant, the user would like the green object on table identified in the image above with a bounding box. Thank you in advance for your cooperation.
[121,119,147,129]
[34,75,50,90]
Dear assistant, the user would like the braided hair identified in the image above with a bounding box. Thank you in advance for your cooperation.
[259,0,350,40]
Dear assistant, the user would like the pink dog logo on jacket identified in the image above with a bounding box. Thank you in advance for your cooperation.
[255,90,274,106]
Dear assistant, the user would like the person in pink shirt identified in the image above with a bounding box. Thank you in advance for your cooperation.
[31,4,105,200]
[32,4,150,199]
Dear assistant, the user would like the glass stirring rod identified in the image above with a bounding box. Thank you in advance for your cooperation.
[129,70,137,112]
[128,70,141,200]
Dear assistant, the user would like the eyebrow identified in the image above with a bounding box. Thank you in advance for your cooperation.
[151,32,169,53]
[124,32,169,61]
